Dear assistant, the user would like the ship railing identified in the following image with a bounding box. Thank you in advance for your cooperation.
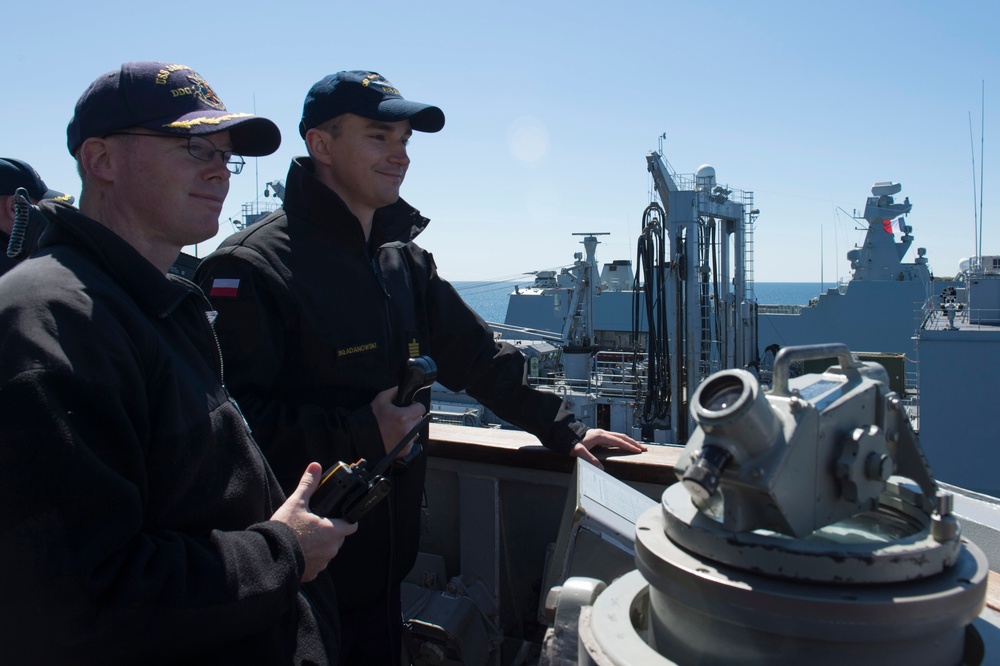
[526,352,645,401]
[528,376,592,393]
[527,374,642,401]
[919,305,1000,331]
[917,297,936,330]
[965,307,1000,327]
[593,351,645,394]
[900,393,920,431]
[429,404,484,428]
[671,171,696,191]
[489,322,564,343]
[757,304,805,315]
[237,200,280,230]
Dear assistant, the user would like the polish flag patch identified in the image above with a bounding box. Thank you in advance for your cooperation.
[209,278,240,299]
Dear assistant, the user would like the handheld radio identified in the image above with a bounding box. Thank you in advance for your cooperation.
[311,356,438,522]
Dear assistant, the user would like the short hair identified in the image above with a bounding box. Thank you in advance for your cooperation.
[305,116,343,160]
[75,132,141,200]
[315,116,343,139]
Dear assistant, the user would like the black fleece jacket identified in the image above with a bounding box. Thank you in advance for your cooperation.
[0,201,340,665]
[196,157,587,609]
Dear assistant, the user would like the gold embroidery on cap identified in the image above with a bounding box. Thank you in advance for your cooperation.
[155,64,191,86]
[163,112,254,129]
[361,74,399,95]
[188,75,225,110]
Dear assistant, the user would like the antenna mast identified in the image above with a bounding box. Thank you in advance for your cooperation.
[820,222,824,292]
[254,92,260,209]
[970,111,979,268]
[979,80,985,262]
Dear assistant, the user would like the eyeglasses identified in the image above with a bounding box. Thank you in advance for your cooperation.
[104,132,246,174]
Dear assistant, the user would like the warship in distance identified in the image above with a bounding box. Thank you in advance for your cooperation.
[756,180,946,383]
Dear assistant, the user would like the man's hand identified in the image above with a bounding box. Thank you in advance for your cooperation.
[271,462,358,582]
[370,385,426,458]
[570,429,647,470]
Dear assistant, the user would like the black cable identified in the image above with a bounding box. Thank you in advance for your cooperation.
[6,187,31,259]
[710,221,722,360]
[633,202,670,425]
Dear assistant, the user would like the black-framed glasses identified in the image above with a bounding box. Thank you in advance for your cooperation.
[104,132,246,174]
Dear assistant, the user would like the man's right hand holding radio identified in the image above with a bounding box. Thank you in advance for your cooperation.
[271,462,359,582]
[371,356,438,458]
[371,385,426,458]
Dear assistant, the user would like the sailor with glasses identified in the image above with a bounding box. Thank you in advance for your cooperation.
[0,62,355,664]
[101,131,248,174]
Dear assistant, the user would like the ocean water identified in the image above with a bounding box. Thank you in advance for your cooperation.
[452,281,826,323]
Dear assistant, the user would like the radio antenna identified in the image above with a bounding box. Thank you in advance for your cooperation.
[970,110,979,268]
[979,80,985,262]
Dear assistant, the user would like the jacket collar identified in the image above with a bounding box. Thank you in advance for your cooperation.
[283,156,430,249]
[37,200,203,317]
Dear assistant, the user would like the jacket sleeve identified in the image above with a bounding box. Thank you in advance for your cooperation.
[0,295,307,662]
[196,248,386,490]
[419,251,588,454]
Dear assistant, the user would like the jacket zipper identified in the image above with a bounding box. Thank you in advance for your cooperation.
[370,253,396,383]
[372,249,401,655]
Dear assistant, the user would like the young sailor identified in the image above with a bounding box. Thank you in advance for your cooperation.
[197,69,645,664]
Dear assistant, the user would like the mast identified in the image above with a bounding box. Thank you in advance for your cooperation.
[970,111,979,268]
[980,80,985,262]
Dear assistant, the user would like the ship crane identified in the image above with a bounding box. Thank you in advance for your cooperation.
[641,148,757,442]
[233,179,287,230]
[263,179,286,203]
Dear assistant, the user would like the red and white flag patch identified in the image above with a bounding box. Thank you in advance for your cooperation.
[209,278,240,299]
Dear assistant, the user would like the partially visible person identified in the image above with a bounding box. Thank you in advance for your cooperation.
[196,69,646,664]
[0,61,356,664]
[0,156,74,275]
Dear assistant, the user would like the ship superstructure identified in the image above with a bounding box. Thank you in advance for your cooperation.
[488,148,759,444]
[757,181,945,384]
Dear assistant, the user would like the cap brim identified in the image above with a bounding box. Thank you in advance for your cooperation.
[140,110,282,157]
[374,99,445,133]
[42,189,75,205]
[228,117,282,157]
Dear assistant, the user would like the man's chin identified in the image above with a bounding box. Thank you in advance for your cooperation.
[187,220,221,247]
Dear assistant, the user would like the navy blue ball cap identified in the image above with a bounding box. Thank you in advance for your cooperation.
[299,71,445,138]
[0,158,74,204]
[67,61,281,157]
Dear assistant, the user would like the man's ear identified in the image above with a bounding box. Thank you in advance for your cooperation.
[304,128,334,166]
[77,137,118,183]
[0,195,17,235]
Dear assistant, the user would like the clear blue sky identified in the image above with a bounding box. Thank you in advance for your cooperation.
[3,0,996,283]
